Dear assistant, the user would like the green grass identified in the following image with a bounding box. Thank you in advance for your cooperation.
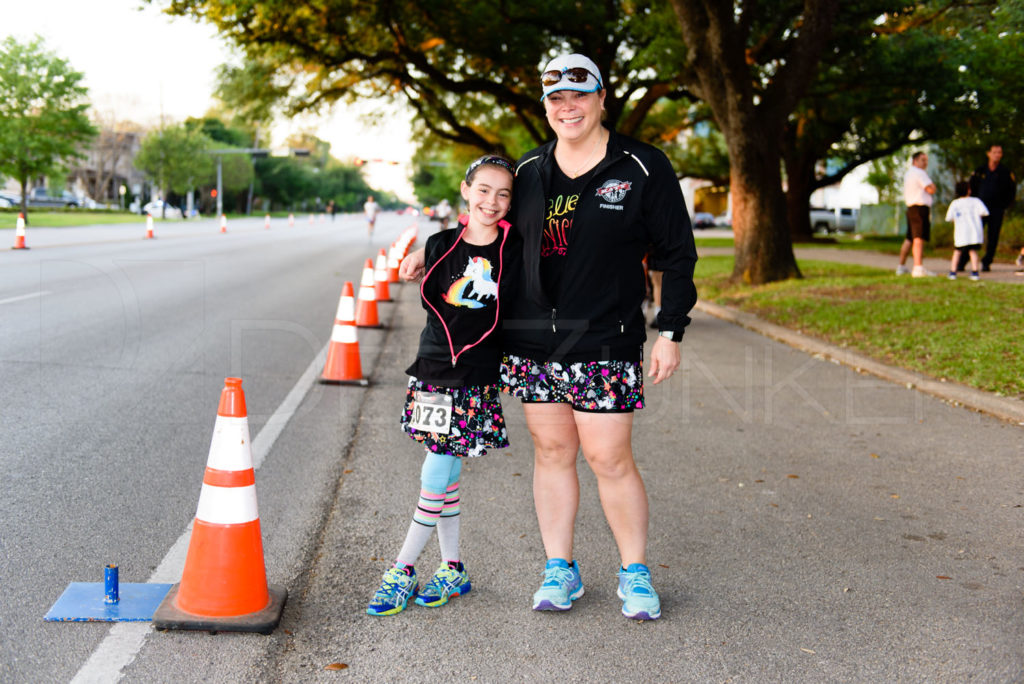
[693,237,737,248]
[695,256,1023,398]
[0,211,145,228]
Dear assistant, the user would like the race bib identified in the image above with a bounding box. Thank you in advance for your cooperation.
[408,391,453,434]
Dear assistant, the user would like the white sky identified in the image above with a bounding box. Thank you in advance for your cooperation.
[3,0,417,200]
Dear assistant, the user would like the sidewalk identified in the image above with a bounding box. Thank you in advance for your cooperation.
[699,239,1024,283]
[257,273,1023,682]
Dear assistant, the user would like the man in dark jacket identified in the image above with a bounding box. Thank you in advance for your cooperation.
[961,144,1016,271]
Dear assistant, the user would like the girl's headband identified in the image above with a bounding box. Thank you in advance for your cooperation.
[465,155,515,180]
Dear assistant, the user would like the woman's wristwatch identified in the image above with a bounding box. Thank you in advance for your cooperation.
[659,329,683,342]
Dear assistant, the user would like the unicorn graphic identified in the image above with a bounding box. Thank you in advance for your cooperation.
[443,256,497,309]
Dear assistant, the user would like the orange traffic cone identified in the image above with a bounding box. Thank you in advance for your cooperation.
[288,213,295,227]
[387,245,400,283]
[152,378,286,633]
[319,282,368,385]
[264,214,271,230]
[374,249,392,302]
[12,213,28,250]
[220,214,228,233]
[308,214,314,225]
[145,213,155,239]
[355,258,382,328]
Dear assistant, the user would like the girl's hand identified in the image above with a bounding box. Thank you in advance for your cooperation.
[648,336,680,385]
[400,248,426,281]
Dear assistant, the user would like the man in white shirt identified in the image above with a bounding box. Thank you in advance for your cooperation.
[896,151,937,277]
[364,195,381,237]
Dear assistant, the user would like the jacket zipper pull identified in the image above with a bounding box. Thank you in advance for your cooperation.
[551,308,557,332]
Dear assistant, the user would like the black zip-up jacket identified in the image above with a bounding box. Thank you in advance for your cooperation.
[969,162,1016,213]
[503,129,698,363]
[409,219,521,382]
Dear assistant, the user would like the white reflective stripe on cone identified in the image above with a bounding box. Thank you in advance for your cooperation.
[330,323,358,344]
[195,483,259,524]
[206,416,254,471]
[360,268,375,287]
[335,297,356,322]
[357,286,375,301]
[374,268,388,282]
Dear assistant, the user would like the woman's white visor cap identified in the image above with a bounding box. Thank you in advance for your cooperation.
[540,54,604,100]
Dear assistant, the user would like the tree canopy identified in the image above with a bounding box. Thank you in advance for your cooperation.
[134,124,215,215]
[0,36,96,215]
[159,0,1023,282]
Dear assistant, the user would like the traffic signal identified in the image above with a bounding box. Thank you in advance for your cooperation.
[354,157,365,166]
[210,189,218,199]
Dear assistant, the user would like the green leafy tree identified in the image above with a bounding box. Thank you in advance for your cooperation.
[254,157,314,209]
[782,2,1020,240]
[0,36,96,216]
[135,124,215,217]
[933,1,1024,182]
[159,0,1017,283]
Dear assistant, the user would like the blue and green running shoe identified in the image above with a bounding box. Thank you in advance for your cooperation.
[532,558,584,611]
[617,563,661,620]
[415,562,471,607]
[366,565,418,616]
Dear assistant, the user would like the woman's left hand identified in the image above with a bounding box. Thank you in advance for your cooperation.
[648,336,681,385]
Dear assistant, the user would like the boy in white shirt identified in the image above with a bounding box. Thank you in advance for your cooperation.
[945,181,988,281]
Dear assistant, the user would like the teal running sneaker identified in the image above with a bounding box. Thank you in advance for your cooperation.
[617,563,661,620]
[415,562,471,607]
[532,558,584,611]
[366,566,418,616]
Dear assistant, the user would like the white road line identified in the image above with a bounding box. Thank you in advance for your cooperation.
[70,344,329,684]
[0,290,50,306]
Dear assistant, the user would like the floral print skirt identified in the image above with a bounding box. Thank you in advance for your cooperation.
[499,353,644,412]
[400,377,509,458]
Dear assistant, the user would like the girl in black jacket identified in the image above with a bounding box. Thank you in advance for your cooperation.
[367,156,520,616]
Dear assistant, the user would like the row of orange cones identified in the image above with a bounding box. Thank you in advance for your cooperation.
[10,212,339,249]
[145,225,419,633]
[318,225,418,385]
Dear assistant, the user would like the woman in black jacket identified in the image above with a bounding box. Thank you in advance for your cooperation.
[402,55,697,620]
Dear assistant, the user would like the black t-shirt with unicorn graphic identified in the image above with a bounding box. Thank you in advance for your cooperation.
[406,231,511,386]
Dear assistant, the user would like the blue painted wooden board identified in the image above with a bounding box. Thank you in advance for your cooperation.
[44,583,173,622]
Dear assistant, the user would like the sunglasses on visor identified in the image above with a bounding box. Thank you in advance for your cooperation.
[541,67,602,88]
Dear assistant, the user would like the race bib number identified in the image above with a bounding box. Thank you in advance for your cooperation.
[408,391,453,434]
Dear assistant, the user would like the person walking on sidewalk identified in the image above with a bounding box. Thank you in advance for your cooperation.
[402,55,697,620]
[366,156,521,616]
[435,198,453,231]
[962,144,1016,272]
[945,181,988,281]
[897,151,937,277]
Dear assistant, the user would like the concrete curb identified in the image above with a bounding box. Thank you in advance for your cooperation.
[695,299,1024,426]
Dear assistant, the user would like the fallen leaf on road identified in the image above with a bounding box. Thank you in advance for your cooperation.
[659,564,669,569]
[891,494,900,499]
[512,473,521,476]
[936,575,952,580]
[325,663,349,670]
[801,648,816,654]
[755,479,765,483]
[870,453,879,459]
[344,469,353,474]
[788,474,799,479]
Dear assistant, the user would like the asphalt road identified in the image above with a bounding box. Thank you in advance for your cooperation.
[0,212,414,682]
[2,216,1022,682]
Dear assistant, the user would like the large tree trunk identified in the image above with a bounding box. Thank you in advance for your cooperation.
[728,134,801,283]
[784,153,816,243]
